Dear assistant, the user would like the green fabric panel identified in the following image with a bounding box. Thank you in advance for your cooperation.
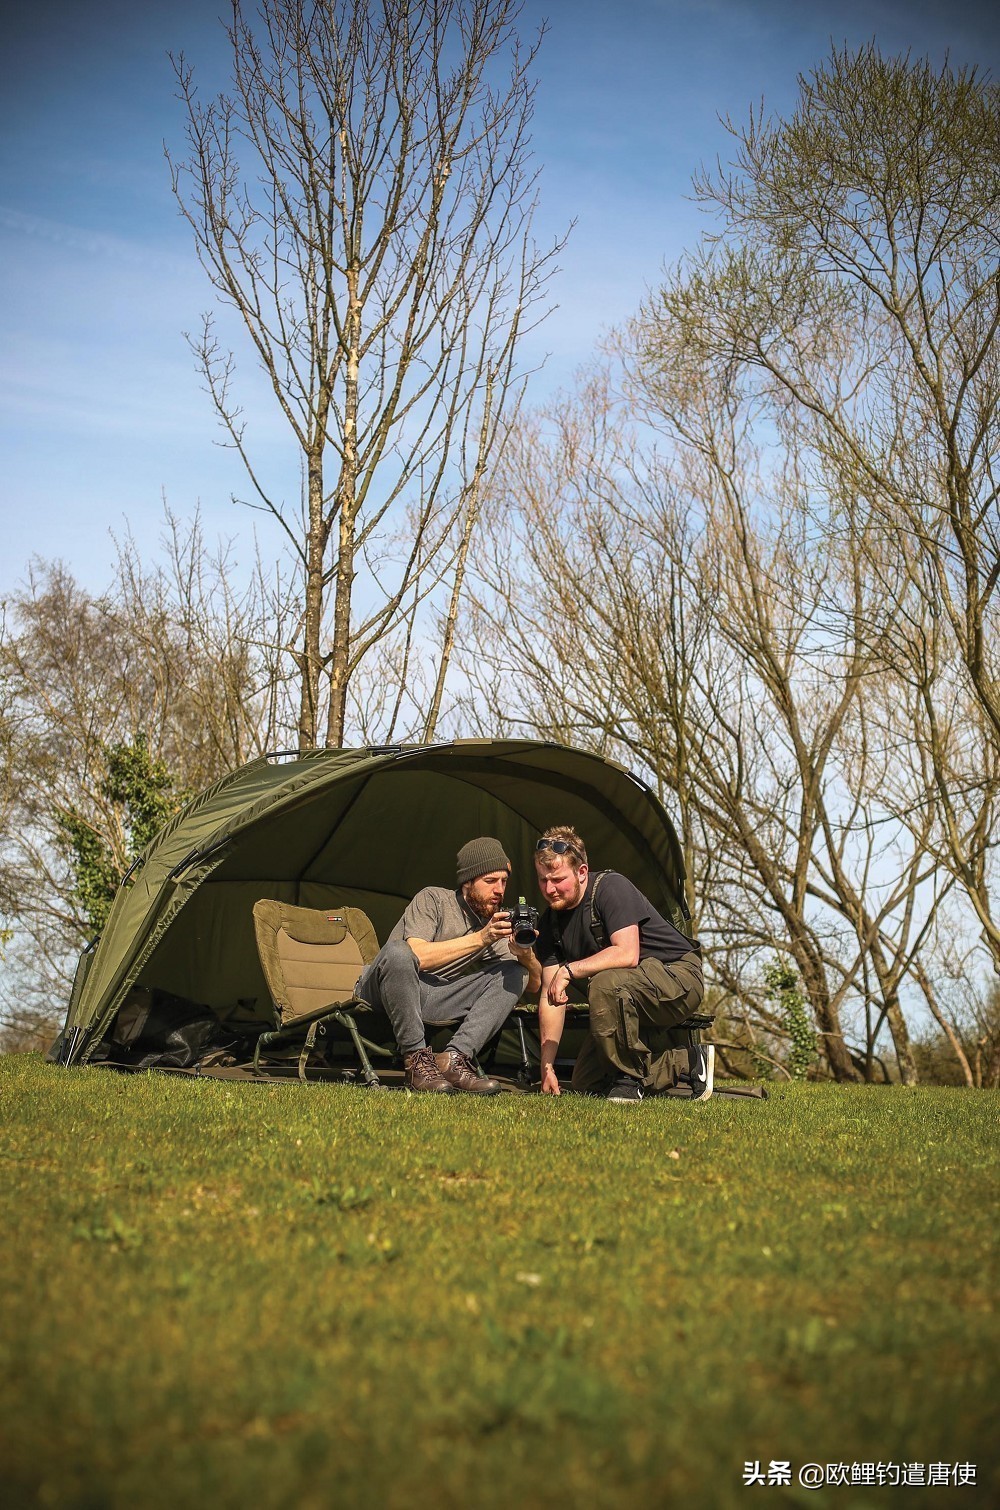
[64,944,98,1033]
[78,873,187,1044]
[297,881,400,942]
[134,881,299,1019]
[212,753,682,923]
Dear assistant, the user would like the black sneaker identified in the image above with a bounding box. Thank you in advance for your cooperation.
[606,1075,645,1104]
[689,1044,715,1101]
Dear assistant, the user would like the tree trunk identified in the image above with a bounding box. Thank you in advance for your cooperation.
[869,937,918,1084]
[795,942,862,1082]
[424,372,494,742]
[326,498,356,749]
[325,275,361,750]
[298,450,326,750]
[915,961,975,1089]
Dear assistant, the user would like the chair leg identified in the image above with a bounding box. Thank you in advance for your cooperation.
[298,1020,320,1082]
[333,1010,382,1088]
[254,1029,279,1072]
[514,1015,533,1087]
[356,1033,395,1059]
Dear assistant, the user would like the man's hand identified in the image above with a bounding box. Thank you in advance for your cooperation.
[546,962,571,1006]
[480,911,514,947]
[540,1063,560,1096]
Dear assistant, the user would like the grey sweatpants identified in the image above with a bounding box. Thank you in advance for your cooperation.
[357,939,526,1057]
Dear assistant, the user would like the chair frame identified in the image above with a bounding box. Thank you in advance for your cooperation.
[252,1003,388,1085]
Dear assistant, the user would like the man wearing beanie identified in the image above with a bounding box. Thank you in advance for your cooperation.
[356,837,540,1093]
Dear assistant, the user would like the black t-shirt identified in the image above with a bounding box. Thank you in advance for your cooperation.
[536,871,699,969]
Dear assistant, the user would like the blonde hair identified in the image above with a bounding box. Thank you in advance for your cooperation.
[534,825,588,872]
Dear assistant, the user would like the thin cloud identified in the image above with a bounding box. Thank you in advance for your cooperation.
[0,205,187,275]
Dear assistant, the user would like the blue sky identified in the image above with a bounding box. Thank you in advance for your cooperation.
[2,0,998,595]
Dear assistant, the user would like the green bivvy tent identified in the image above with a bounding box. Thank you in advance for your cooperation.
[51,740,690,1070]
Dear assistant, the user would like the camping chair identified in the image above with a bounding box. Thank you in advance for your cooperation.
[252,900,387,1085]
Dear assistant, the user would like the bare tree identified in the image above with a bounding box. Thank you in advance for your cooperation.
[0,524,290,1047]
[461,386,845,1072]
[111,513,299,777]
[912,936,1000,1089]
[452,46,1000,1083]
[851,536,1000,980]
[464,359,968,1080]
[169,0,563,748]
[914,956,975,1088]
[654,46,1000,750]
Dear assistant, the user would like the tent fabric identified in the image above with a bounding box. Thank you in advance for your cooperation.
[57,740,690,1066]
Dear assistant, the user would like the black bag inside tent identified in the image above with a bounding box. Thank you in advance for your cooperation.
[52,741,691,1071]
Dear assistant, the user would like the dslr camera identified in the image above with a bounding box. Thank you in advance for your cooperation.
[504,895,539,947]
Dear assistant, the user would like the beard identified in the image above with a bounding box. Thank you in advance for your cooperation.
[543,880,585,910]
[465,883,501,919]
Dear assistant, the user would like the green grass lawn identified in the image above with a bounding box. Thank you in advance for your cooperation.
[0,1055,996,1509]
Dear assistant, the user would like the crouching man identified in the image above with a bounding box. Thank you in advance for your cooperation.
[357,837,540,1094]
[534,826,712,1103]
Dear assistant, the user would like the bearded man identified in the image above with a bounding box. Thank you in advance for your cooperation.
[357,837,540,1093]
[533,826,712,1103]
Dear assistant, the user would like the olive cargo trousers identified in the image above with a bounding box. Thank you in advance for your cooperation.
[571,951,704,1093]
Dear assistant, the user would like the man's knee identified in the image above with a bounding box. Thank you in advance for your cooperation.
[584,975,629,1053]
[361,939,418,1004]
[379,939,418,976]
[641,955,704,1021]
[498,962,528,1001]
[472,963,525,1017]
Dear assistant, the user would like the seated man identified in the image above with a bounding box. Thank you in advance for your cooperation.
[357,837,540,1094]
[533,826,712,1103]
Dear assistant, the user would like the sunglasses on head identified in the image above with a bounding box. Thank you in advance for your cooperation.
[535,838,579,856]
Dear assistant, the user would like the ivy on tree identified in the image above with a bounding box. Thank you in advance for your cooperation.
[764,957,818,1081]
[57,735,185,936]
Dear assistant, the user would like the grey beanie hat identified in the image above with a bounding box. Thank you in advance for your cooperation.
[456,836,511,886]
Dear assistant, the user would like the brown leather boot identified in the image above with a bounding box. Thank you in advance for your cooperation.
[403,1045,456,1093]
[435,1046,502,1095]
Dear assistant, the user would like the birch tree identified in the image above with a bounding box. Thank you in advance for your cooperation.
[170,0,561,747]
